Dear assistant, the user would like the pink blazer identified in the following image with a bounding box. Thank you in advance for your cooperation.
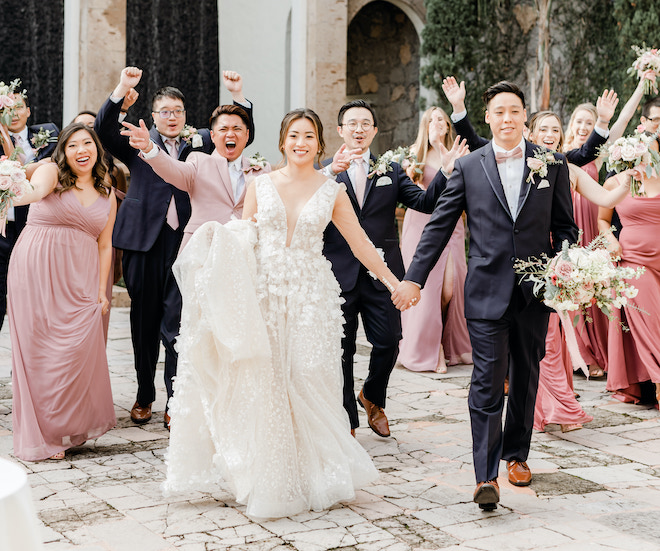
[145,148,240,251]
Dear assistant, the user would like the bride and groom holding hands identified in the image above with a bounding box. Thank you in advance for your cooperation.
[118,65,576,517]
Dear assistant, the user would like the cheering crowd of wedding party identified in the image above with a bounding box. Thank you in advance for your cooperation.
[1,47,660,518]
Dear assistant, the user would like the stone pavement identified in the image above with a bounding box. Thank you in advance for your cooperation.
[1,306,660,551]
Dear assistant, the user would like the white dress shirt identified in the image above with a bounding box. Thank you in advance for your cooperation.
[492,138,525,220]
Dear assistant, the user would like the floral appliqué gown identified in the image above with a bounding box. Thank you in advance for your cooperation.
[165,175,378,519]
[9,190,116,461]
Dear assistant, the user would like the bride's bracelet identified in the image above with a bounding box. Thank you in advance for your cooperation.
[381,278,396,293]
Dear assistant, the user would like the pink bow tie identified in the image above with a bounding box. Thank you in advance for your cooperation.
[495,146,523,164]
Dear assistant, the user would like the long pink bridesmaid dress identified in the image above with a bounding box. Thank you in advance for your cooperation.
[9,189,116,461]
[606,193,660,403]
[570,161,609,372]
[398,165,472,372]
[534,314,593,431]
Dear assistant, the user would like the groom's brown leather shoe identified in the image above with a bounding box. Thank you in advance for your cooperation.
[473,480,499,511]
[130,402,152,424]
[507,460,532,486]
[358,390,390,437]
[163,411,171,431]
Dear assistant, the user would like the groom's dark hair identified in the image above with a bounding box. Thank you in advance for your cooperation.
[482,81,525,108]
[337,100,378,128]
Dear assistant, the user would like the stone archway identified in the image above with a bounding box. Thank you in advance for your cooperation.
[347,0,421,152]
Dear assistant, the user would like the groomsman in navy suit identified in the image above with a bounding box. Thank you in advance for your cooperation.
[393,82,577,510]
[323,100,451,438]
[0,93,59,330]
[95,67,254,429]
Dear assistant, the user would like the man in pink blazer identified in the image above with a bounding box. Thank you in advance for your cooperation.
[122,104,271,252]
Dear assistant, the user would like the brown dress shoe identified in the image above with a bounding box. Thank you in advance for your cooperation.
[473,480,499,510]
[163,411,171,431]
[507,460,532,486]
[358,390,390,437]
[350,428,356,438]
[130,401,152,424]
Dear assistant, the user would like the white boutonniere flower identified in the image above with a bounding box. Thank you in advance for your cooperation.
[30,127,57,151]
[527,148,562,183]
[245,152,268,172]
[179,125,203,148]
[368,146,418,178]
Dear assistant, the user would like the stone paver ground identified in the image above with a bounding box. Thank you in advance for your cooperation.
[1,306,660,550]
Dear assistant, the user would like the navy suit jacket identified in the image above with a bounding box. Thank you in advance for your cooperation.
[405,140,578,320]
[323,155,447,293]
[453,114,607,167]
[94,96,253,252]
[14,123,60,232]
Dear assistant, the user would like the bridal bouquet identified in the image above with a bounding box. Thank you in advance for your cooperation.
[628,45,660,94]
[514,231,644,319]
[368,146,418,178]
[602,130,660,197]
[0,156,32,236]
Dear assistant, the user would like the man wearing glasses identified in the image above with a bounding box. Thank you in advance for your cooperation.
[95,67,253,430]
[322,100,458,438]
[640,96,660,136]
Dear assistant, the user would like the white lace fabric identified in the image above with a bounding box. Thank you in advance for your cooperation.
[165,175,378,519]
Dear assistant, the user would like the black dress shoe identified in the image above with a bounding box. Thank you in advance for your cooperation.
[473,480,499,511]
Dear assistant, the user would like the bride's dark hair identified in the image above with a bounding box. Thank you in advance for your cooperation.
[278,108,326,166]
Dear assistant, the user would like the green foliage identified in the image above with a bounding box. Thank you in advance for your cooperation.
[422,0,660,137]
[422,0,526,136]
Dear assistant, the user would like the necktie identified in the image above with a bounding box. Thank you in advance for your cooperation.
[164,139,179,229]
[495,146,523,164]
[354,160,367,207]
[232,162,245,201]
[12,135,27,165]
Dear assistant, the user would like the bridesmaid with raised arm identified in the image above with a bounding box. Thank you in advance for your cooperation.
[398,107,471,373]
[563,70,655,378]
[9,123,117,461]
[527,112,630,432]
[598,151,660,407]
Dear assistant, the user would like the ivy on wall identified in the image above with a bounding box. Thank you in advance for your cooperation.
[422,0,660,137]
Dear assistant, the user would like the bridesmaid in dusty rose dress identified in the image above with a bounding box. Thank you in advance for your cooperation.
[563,72,653,377]
[9,123,117,461]
[598,163,660,407]
[528,112,630,432]
[399,107,471,373]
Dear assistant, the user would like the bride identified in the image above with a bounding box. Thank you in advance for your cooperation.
[144,109,401,518]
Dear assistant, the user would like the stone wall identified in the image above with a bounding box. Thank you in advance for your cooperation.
[347,0,420,153]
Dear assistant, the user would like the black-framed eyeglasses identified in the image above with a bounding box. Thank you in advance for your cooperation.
[154,109,186,119]
[342,120,373,131]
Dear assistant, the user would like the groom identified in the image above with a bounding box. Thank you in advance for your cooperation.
[393,82,577,510]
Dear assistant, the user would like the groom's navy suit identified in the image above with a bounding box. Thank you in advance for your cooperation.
[405,140,577,482]
[323,156,447,429]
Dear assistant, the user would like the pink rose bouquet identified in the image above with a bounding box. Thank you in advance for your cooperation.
[0,156,32,236]
[602,130,660,197]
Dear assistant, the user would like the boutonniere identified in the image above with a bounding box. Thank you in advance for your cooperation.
[244,152,268,173]
[30,127,57,151]
[527,148,562,183]
[179,125,203,148]
[368,146,418,178]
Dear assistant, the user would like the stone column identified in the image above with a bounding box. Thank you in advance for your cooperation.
[78,0,126,119]
[305,0,348,157]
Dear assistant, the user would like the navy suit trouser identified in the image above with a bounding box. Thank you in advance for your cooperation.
[466,287,549,483]
[122,224,183,407]
[340,266,402,429]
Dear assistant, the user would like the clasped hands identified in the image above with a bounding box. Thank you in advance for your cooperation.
[391,281,421,311]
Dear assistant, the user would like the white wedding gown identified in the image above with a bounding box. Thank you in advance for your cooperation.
[164,175,378,518]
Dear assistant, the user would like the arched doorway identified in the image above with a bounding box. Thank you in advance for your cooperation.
[347,1,420,153]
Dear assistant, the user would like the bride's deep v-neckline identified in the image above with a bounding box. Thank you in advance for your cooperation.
[266,175,329,247]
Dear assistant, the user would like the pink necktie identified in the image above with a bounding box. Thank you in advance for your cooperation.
[495,146,523,164]
[354,160,367,207]
[165,139,179,229]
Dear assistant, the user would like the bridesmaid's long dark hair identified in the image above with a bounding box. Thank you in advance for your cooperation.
[52,123,109,197]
